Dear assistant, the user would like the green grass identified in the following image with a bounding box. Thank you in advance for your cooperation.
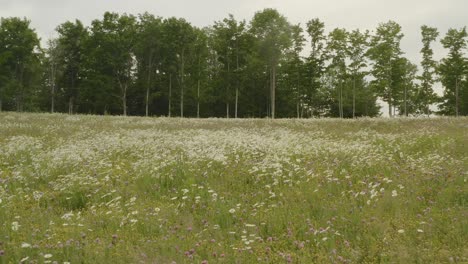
[0,112,467,263]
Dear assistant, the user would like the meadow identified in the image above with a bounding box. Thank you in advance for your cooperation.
[0,113,467,263]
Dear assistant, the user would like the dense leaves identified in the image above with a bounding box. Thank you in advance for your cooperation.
[0,10,467,117]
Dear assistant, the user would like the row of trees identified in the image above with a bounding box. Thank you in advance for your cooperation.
[0,9,467,118]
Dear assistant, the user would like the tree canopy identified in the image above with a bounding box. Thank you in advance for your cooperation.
[0,10,467,117]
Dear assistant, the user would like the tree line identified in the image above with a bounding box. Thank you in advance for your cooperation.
[0,9,467,118]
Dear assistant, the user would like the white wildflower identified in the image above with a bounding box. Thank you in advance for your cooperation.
[11,221,20,231]
[33,191,43,201]
[21,242,31,248]
[229,208,236,214]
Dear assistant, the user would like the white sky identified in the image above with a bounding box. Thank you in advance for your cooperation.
[1,0,467,116]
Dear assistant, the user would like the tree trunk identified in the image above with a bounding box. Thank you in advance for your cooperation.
[296,102,300,118]
[169,73,172,117]
[180,50,185,118]
[235,88,238,118]
[145,86,150,117]
[51,85,55,113]
[197,56,201,118]
[455,77,459,117]
[17,65,24,112]
[235,45,239,119]
[69,76,75,115]
[50,62,56,113]
[123,83,127,116]
[226,103,229,118]
[339,81,343,118]
[352,77,356,118]
[404,84,408,117]
[226,55,230,118]
[271,65,276,119]
[388,96,392,118]
[197,79,200,118]
[68,97,74,115]
[145,54,153,117]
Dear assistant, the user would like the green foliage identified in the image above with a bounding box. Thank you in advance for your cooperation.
[250,8,293,118]
[0,11,466,117]
[0,113,467,263]
[438,27,468,116]
[0,17,41,111]
[417,25,439,115]
[367,21,404,117]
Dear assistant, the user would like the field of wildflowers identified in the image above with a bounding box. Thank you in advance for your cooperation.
[0,113,467,263]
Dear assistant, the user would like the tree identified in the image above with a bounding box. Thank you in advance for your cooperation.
[191,28,209,118]
[283,24,306,118]
[212,14,249,118]
[348,29,369,118]
[392,57,418,116]
[44,39,63,113]
[56,19,87,114]
[438,27,467,116]
[134,13,163,116]
[0,17,41,112]
[88,12,137,116]
[326,28,348,118]
[417,25,439,116]
[162,17,196,117]
[305,18,327,116]
[250,8,292,118]
[368,21,404,117]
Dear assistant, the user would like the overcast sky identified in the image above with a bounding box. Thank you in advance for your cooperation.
[1,0,467,61]
[1,0,467,115]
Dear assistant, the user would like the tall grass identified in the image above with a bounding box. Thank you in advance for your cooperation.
[0,113,466,263]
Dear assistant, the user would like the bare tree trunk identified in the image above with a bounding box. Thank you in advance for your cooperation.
[50,62,56,113]
[169,73,172,117]
[271,65,276,119]
[69,76,75,115]
[226,55,230,118]
[235,46,239,119]
[455,77,459,117]
[352,77,356,118]
[339,81,343,118]
[388,70,393,118]
[197,56,201,118]
[235,88,238,118]
[388,96,392,118]
[296,102,300,118]
[17,66,24,112]
[197,79,200,118]
[226,103,229,118]
[180,50,185,118]
[145,86,149,117]
[404,84,408,117]
[123,84,127,116]
[68,97,74,115]
[51,86,55,113]
[145,55,153,117]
